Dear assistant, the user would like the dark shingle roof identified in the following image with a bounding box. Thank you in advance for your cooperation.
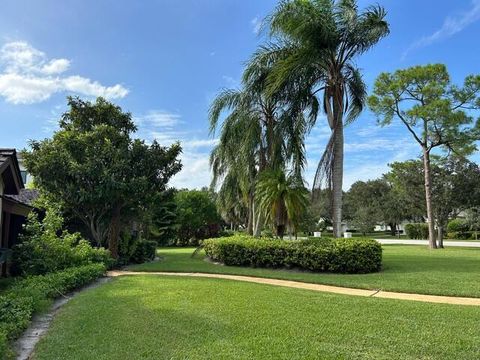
[0,149,16,169]
[4,189,39,207]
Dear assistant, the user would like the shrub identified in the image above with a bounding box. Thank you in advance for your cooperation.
[203,235,382,274]
[174,190,222,246]
[446,219,472,239]
[404,223,429,239]
[0,264,105,359]
[118,234,157,265]
[130,240,157,264]
[446,231,475,240]
[12,210,112,276]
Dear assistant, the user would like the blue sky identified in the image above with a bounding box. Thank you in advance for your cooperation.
[0,0,479,189]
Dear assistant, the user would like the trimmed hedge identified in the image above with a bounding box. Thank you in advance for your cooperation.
[130,239,157,264]
[404,223,429,239]
[0,263,106,359]
[203,235,382,274]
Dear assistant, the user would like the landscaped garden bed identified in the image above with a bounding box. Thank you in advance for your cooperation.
[0,264,106,359]
[203,235,382,274]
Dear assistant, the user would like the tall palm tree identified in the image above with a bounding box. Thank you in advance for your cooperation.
[209,78,310,235]
[209,107,260,234]
[256,169,309,238]
[246,0,389,237]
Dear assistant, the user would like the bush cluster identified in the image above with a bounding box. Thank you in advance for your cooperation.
[118,234,157,265]
[203,235,382,274]
[404,223,429,239]
[130,239,157,264]
[0,264,105,359]
[446,219,475,239]
[12,211,112,276]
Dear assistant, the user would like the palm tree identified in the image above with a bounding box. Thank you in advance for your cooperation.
[246,0,389,237]
[209,108,260,234]
[256,169,309,238]
[209,78,310,235]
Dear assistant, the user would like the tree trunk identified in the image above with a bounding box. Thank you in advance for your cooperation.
[422,149,437,249]
[437,224,444,249]
[332,121,344,238]
[388,223,396,236]
[108,205,122,259]
[253,208,264,237]
[246,194,254,235]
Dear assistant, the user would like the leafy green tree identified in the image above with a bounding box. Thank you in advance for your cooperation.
[174,189,222,246]
[143,189,178,246]
[345,179,409,236]
[369,64,480,248]
[385,161,426,221]
[256,169,309,238]
[465,208,480,240]
[386,158,480,246]
[24,97,182,258]
[246,0,389,237]
[432,158,480,246]
[346,180,384,234]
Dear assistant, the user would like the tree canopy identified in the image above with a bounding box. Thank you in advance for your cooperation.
[24,97,182,257]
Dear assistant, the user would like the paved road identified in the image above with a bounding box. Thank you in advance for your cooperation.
[376,239,480,248]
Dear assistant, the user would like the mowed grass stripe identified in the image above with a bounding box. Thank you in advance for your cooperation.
[33,276,480,360]
[129,245,480,298]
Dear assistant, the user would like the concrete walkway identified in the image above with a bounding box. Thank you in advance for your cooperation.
[376,239,480,247]
[108,271,480,307]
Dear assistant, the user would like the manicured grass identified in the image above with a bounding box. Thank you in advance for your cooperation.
[33,275,480,360]
[129,245,480,297]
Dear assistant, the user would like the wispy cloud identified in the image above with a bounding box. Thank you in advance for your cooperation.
[222,75,239,88]
[135,110,182,129]
[403,0,480,59]
[251,16,262,35]
[0,41,128,104]
[135,110,216,189]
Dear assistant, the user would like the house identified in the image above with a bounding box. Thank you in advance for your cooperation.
[0,149,38,276]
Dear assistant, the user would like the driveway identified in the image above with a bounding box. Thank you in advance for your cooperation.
[376,239,480,248]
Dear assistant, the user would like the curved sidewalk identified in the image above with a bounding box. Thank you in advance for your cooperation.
[108,270,480,307]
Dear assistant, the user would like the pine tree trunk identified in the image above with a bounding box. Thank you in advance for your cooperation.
[108,205,122,259]
[332,121,344,238]
[422,149,437,249]
[437,224,444,249]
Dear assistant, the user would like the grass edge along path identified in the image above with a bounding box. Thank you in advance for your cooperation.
[128,246,480,298]
[31,275,480,360]
[108,271,480,306]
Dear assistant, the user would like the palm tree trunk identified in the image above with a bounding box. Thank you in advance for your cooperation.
[422,148,437,249]
[247,194,254,235]
[253,208,264,237]
[332,121,344,238]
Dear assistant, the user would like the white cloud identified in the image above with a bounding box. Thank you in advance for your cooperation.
[222,75,239,88]
[182,138,219,149]
[251,16,262,35]
[135,110,216,189]
[0,41,128,104]
[344,138,412,153]
[41,58,71,75]
[403,0,480,58]
[136,110,182,128]
[169,152,212,190]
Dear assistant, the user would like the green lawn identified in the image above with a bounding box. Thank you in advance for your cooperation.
[33,275,480,360]
[129,245,480,297]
